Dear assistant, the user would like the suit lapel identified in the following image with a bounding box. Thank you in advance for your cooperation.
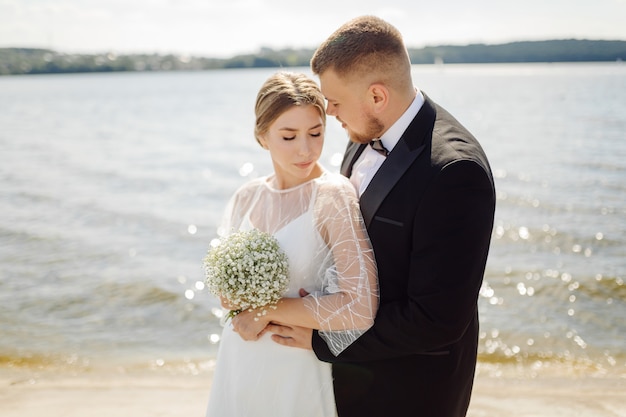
[340,142,367,177]
[360,140,425,227]
[359,94,437,227]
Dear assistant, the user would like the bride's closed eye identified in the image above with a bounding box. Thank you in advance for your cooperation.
[281,129,322,140]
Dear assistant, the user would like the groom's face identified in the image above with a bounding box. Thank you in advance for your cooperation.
[319,69,383,144]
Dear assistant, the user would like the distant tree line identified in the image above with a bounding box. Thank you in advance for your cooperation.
[409,39,626,64]
[1,39,624,76]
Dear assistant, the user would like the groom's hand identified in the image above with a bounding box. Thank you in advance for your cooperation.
[267,322,313,350]
[266,288,313,350]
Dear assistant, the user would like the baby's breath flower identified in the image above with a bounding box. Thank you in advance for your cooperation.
[203,229,289,317]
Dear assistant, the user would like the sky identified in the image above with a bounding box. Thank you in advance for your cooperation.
[1,0,626,58]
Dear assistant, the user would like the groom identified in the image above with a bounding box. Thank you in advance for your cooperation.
[267,16,496,417]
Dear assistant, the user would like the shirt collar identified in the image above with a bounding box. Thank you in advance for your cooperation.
[379,89,424,152]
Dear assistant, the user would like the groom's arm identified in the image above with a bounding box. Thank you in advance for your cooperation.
[269,161,494,362]
[313,160,495,363]
[266,324,363,359]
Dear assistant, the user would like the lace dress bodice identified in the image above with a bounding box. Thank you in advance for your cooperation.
[218,171,378,355]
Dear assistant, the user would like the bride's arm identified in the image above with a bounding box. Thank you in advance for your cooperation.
[233,178,379,354]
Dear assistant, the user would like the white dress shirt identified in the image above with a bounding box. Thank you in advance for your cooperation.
[350,90,425,196]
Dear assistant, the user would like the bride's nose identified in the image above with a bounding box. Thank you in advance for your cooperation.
[297,138,311,156]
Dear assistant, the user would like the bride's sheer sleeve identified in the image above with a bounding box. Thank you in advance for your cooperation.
[306,175,379,356]
[216,180,260,237]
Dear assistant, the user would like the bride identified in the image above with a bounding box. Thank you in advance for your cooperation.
[205,71,378,417]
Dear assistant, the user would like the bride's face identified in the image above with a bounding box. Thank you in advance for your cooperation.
[259,105,325,189]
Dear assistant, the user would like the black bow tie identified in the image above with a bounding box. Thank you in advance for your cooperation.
[369,140,389,157]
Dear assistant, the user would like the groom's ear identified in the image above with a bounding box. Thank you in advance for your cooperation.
[369,83,389,114]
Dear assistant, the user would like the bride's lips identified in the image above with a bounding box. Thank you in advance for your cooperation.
[295,161,313,169]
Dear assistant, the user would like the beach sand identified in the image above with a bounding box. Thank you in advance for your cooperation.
[1,364,624,417]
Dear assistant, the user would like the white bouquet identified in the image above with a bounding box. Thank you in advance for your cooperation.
[203,229,289,318]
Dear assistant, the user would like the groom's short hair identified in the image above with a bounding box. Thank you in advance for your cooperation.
[311,15,412,90]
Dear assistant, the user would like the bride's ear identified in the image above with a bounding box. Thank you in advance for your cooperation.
[257,135,269,150]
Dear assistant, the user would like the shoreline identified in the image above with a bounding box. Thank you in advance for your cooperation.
[1,364,624,417]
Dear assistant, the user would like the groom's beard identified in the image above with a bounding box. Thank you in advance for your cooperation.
[346,114,385,144]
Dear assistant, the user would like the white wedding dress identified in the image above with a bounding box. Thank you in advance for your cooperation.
[206,171,378,417]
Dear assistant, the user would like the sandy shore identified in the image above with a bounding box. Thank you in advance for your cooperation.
[468,374,625,417]
[1,365,624,417]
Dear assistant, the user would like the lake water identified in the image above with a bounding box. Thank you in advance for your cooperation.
[0,63,624,378]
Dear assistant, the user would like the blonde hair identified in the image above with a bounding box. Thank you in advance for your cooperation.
[254,72,326,146]
[311,15,412,90]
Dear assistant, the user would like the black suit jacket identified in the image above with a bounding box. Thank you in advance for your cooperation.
[312,94,496,417]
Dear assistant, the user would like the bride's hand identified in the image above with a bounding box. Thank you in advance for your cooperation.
[231,308,270,341]
[219,296,239,311]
